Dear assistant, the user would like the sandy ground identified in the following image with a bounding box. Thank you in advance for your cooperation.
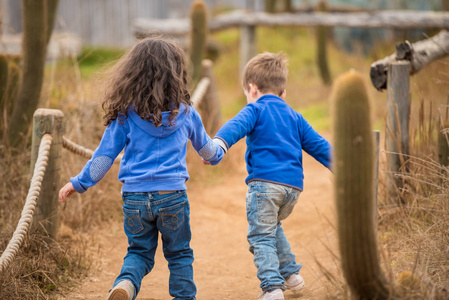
[60,148,337,300]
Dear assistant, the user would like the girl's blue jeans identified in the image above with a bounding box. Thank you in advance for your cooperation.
[113,190,196,300]
[246,181,302,292]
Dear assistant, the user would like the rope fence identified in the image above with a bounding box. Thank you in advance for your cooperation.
[0,134,53,273]
[0,63,219,274]
[62,136,122,163]
[191,77,211,109]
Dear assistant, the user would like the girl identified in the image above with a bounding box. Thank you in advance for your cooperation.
[59,37,224,300]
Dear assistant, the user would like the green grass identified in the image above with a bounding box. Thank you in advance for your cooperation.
[77,46,125,78]
[296,102,330,131]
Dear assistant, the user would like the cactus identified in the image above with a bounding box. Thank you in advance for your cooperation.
[5,57,21,115]
[0,55,21,140]
[265,0,276,13]
[189,1,208,84]
[332,70,391,299]
[46,0,60,44]
[316,0,332,85]
[8,0,58,147]
[0,55,9,113]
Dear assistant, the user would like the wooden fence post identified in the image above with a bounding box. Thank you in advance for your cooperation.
[240,0,257,74]
[439,120,449,169]
[386,61,410,205]
[31,109,64,237]
[200,59,221,135]
[240,25,256,74]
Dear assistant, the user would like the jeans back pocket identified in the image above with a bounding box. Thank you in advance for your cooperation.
[160,201,185,231]
[123,207,144,234]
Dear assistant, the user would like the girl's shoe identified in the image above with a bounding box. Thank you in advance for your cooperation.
[106,280,135,300]
[285,274,305,292]
[258,288,284,300]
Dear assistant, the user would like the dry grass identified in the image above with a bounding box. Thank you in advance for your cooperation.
[1,26,449,299]
[0,147,92,299]
[375,61,449,299]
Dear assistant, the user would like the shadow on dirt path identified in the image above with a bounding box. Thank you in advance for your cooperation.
[60,143,337,300]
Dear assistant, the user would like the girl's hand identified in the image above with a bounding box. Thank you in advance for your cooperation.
[59,182,77,203]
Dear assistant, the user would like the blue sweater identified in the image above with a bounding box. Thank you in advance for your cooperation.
[214,95,331,191]
[71,104,224,193]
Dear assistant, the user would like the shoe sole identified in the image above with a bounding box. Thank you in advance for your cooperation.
[107,288,129,300]
[287,281,305,293]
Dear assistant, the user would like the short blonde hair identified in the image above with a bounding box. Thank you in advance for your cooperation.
[242,52,288,96]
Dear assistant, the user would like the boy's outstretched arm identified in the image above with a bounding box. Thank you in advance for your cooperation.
[213,104,258,153]
[297,112,333,170]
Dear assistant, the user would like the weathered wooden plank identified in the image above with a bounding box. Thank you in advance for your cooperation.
[31,109,64,237]
[386,61,410,206]
[133,10,449,37]
[370,30,449,90]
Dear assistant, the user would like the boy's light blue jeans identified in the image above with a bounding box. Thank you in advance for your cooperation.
[114,191,196,300]
[246,181,302,292]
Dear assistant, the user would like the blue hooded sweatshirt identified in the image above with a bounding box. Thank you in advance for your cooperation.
[214,94,332,191]
[70,104,223,193]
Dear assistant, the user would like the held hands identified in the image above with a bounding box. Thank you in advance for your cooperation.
[59,182,77,203]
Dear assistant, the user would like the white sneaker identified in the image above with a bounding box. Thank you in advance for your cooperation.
[285,274,305,292]
[106,280,135,300]
[258,288,284,300]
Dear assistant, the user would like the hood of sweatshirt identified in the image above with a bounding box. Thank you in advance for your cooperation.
[128,103,188,138]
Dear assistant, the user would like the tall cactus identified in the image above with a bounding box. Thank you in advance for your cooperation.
[265,0,276,13]
[0,55,9,113]
[189,1,208,84]
[0,55,21,141]
[7,0,59,147]
[332,70,391,299]
[6,57,21,116]
[316,0,332,85]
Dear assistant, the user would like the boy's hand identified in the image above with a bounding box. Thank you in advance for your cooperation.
[201,158,210,165]
[59,182,76,203]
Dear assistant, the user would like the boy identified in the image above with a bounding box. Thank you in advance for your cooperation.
[211,52,332,300]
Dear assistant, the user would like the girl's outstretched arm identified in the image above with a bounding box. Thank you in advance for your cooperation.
[69,119,129,194]
[189,107,224,165]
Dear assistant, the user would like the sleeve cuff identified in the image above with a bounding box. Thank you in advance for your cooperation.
[70,177,87,194]
[213,137,228,154]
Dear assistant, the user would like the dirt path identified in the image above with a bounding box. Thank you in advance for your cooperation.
[61,146,336,300]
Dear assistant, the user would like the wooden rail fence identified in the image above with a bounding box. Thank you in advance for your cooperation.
[135,9,449,75]
[370,30,449,205]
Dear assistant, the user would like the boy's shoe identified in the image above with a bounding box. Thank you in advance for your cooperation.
[258,288,284,300]
[285,274,305,292]
[106,280,135,300]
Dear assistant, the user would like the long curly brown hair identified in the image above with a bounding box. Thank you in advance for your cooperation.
[102,37,192,127]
